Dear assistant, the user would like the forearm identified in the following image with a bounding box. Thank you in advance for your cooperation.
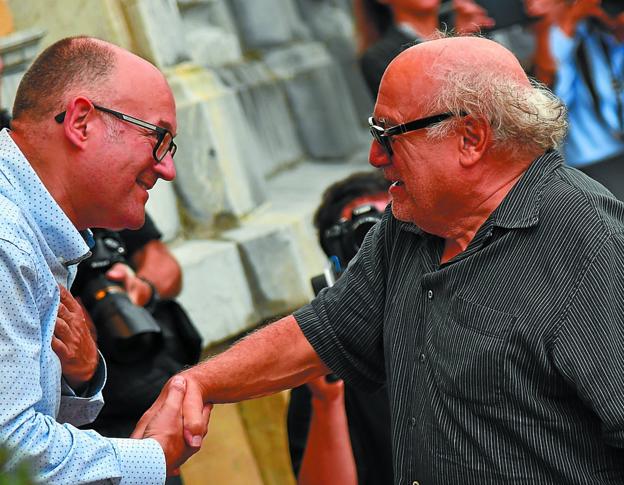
[298,386,357,485]
[186,315,329,404]
[133,240,182,299]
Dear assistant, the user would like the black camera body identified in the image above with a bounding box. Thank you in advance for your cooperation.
[76,230,161,363]
[602,0,624,17]
[311,204,384,296]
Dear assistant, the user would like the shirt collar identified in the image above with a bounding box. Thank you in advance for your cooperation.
[0,129,91,266]
[489,150,563,229]
[397,150,563,235]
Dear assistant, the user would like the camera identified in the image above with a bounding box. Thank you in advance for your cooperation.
[74,230,161,363]
[310,204,383,296]
[602,0,624,17]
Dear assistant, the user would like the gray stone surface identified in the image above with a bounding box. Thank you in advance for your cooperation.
[145,180,181,243]
[217,61,303,176]
[0,28,44,110]
[220,223,311,319]
[178,0,243,67]
[172,239,258,345]
[228,0,310,50]
[264,42,367,159]
[122,0,191,68]
[295,0,373,122]
[166,64,268,227]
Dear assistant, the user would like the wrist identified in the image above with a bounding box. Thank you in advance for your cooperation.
[139,276,159,310]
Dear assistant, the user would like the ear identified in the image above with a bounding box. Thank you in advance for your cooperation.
[457,116,490,168]
[61,97,97,149]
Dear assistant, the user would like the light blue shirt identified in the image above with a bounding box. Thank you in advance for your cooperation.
[0,129,166,484]
[551,23,624,167]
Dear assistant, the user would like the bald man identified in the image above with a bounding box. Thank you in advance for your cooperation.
[146,35,624,483]
[0,37,208,483]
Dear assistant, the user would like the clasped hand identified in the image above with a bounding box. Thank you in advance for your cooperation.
[132,373,212,475]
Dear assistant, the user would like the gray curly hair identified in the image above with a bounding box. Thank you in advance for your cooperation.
[425,65,568,157]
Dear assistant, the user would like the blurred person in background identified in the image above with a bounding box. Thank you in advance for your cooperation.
[538,0,624,198]
[356,0,494,96]
[288,171,392,485]
[71,213,193,485]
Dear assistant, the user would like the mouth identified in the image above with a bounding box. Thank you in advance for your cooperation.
[136,178,155,191]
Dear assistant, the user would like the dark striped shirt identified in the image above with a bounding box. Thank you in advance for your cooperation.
[295,151,624,484]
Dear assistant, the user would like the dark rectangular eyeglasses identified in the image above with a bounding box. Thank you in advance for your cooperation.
[55,104,177,163]
[368,112,455,158]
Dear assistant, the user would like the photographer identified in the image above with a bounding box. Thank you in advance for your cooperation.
[72,214,196,484]
[288,172,392,485]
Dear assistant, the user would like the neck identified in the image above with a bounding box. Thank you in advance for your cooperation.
[440,165,527,264]
[393,8,439,38]
[9,128,81,229]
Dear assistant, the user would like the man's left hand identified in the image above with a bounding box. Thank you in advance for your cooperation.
[106,262,154,307]
[52,285,98,389]
[454,0,496,34]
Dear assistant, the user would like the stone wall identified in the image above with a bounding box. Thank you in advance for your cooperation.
[2,0,373,348]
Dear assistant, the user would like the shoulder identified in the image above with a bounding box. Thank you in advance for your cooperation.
[0,194,37,257]
[542,165,624,243]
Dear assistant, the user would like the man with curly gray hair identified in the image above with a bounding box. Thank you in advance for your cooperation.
[146,36,624,484]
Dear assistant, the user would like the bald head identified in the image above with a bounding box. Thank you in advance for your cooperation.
[12,36,168,124]
[382,36,530,110]
[376,35,567,157]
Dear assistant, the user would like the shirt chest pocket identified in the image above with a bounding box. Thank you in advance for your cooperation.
[430,296,516,405]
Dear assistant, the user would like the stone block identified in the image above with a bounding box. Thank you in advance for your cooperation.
[172,239,258,345]
[145,180,180,243]
[220,223,311,319]
[238,393,296,485]
[181,403,264,485]
[228,0,310,50]
[0,28,44,110]
[121,0,191,69]
[165,63,268,227]
[8,0,133,52]
[217,61,303,176]
[178,0,243,67]
[295,0,373,122]
[264,42,366,159]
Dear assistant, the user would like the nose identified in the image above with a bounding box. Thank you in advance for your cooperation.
[369,139,391,168]
[155,152,176,181]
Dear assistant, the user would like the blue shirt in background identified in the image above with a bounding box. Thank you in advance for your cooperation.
[551,22,624,167]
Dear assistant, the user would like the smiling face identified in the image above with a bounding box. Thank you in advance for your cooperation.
[369,50,462,232]
[78,50,177,230]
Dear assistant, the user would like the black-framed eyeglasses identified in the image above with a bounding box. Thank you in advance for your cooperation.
[55,104,177,163]
[368,112,455,158]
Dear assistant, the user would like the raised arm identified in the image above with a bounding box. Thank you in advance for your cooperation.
[135,315,329,445]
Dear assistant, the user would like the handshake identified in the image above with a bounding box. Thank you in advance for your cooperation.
[131,372,212,476]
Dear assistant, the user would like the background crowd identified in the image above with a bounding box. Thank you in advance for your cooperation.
[1,0,624,484]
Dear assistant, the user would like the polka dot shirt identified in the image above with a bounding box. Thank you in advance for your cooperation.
[0,129,165,484]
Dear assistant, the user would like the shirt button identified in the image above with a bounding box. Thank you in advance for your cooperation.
[419,353,426,363]
[427,289,434,300]
[409,417,417,427]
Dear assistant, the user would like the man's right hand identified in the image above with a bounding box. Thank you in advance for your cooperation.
[556,0,609,37]
[133,372,212,474]
[131,376,212,476]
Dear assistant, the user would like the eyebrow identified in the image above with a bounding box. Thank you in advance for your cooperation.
[157,119,175,135]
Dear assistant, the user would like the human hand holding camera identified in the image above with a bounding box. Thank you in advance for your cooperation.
[106,262,154,307]
[52,285,98,389]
